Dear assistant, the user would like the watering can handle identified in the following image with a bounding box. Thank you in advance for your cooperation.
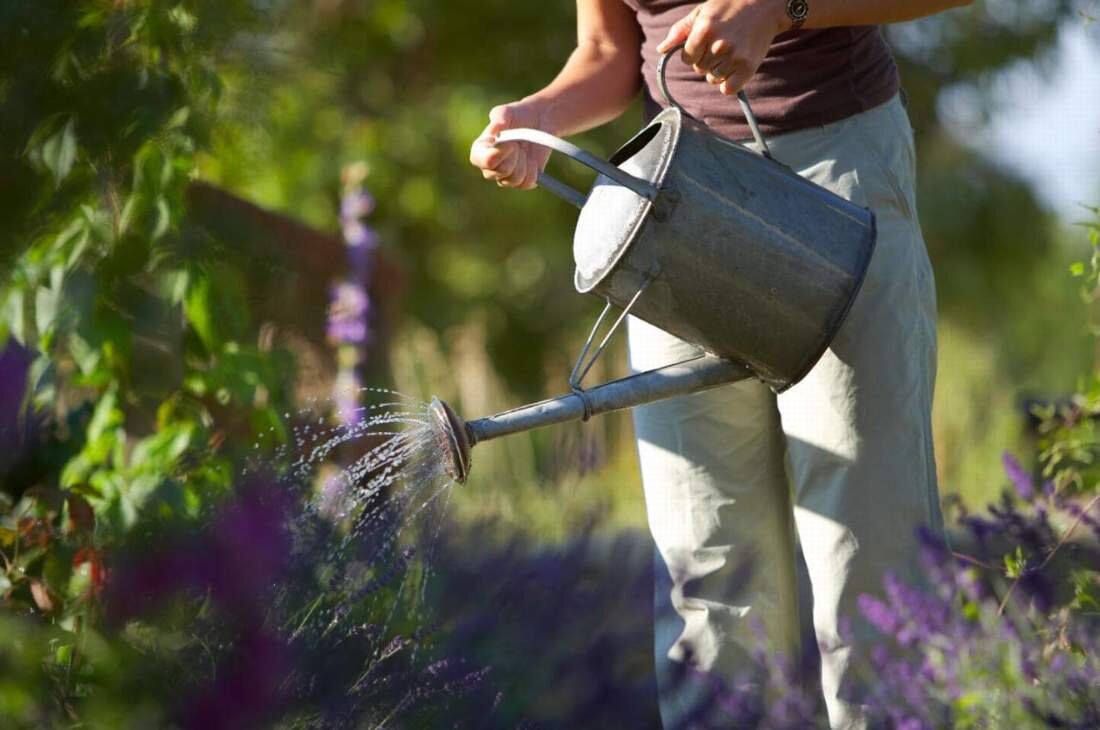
[495,128,659,210]
[657,42,773,160]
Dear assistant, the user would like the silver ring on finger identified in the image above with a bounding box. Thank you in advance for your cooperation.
[709,62,732,82]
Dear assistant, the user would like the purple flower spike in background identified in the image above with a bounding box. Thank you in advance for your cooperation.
[341,220,378,249]
[327,161,379,432]
[326,281,370,345]
[340,189,375,221]
[859,594,902,636]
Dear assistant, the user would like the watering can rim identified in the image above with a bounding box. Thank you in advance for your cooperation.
[572,106,684,295]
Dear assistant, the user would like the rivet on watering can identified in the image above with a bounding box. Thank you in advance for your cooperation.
[651,188,679,223]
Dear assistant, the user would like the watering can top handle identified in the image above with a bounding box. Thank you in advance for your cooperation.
[495,128,658,209]
[657,42,773,160]
[493,43,773,208]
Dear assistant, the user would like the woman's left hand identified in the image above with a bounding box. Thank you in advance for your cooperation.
[656,0,789,95]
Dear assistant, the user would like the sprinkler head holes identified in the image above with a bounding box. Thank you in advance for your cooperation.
[429,397,471,484]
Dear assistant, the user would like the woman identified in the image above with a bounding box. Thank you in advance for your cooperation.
[470,2,970,727]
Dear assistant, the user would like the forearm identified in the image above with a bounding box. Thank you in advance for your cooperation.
[799,0,973,29]
[523,39,642,137]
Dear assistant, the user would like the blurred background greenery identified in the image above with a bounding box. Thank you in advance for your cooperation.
[2,0,1097,536]
[1,0,1099,725]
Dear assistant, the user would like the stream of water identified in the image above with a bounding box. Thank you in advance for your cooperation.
[110,384,511,727]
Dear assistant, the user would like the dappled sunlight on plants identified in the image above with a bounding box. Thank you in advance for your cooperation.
[2,0,1100,726]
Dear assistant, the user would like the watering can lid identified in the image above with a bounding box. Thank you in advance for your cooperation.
[573,108,681,294]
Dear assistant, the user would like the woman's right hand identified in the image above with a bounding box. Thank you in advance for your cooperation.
[469,101,553,190]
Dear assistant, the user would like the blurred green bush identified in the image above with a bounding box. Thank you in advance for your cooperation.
[1,0,1098,725]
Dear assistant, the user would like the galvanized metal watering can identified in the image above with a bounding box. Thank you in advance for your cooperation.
[431,45,877,483]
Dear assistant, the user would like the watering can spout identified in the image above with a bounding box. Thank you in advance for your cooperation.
[429,354,752,484]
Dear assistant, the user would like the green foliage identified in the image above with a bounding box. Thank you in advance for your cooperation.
[0,3,296,723]
[1032,208,1100,494]
[1,0,296,511]
[0,0,1097,724]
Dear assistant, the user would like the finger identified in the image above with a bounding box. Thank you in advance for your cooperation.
[703,38,732,80]
[470,138,516,172]
[469,138,494,170]
[469,125,494,166]
[519,148,541,190]
[682,10,713,67]
[500,144,534,187]
[707,54,737,85]
[656,10,695,53]
[481,141,520,182]
[505,150,530,188]
[719,68,753,96]
[487,104,515,137]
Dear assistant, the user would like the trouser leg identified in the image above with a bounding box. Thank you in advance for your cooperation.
[770,96,944,729]
[631,95,943,729]
[629,317,800,728]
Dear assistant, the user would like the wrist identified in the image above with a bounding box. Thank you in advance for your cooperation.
[751,0,789,35]
[518,94,563,136]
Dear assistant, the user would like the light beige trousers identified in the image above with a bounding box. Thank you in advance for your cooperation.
[629,94,944,730]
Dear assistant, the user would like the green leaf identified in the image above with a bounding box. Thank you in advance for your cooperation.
[153,196,171,239]
[129,423,195,472]
[67,332,101,376]
[121,474,161,525]
[185,274,218,351]
[0,289,25,345]
[41,117,78,186]
[27,353,54,403]
[166,106,191,130]
[118,193,140,235]
[61,453,92,489]
[34,281,61,342]
[1003,545,1027,579]
[87,386,123,443]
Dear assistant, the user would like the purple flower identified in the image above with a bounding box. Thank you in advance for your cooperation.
[859,594,902,636]
[0,342,34,463]
[341,220,379,249]
[1002,452,1035,501]
[328,173,379,428]
[346,240,377,271]
[340,190,375,221]
[180,626,292,730]
[333,376,361,426]
[104,478,294,623]
[327,282,371,345]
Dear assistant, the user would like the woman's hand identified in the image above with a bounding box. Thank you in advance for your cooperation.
[656,0,788,96]
[469,101,553,190]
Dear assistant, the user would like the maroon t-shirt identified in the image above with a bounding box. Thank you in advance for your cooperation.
[623,0,900,140]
